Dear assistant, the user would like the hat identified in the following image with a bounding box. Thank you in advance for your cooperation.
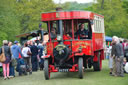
[14,41,19,44]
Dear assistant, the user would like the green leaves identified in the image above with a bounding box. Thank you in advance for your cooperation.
[86,0,128,38]
[60,2,92,11]
[14,0,56,32]
[0,0,20,45]
[0,0,56,46]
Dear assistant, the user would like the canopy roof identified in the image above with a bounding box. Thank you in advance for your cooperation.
[41,11,104,21]
[105,36,112,41]
[16,30,47,38]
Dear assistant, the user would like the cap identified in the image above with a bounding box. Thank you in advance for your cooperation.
[14,41,19,44]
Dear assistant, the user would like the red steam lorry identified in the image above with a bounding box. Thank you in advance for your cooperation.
[41,9,105,80]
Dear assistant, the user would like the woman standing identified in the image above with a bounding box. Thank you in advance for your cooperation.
[22,42,32,75]
[2,40,11,80]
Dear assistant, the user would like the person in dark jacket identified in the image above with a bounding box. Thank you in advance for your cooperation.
[111,36,124,77]
[30,42,38,71]
[2,40,11,80]
[38,41,45,70]
[76,23,88,39]
[115,40,124,77]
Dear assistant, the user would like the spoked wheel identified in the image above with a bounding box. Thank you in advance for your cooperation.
[93,52,101,71]
[78,57,84,79]
[44,59,50,80]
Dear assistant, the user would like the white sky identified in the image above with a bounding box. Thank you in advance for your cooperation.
[53,0,94,3]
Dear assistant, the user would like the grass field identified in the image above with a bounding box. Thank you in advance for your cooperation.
[0,60,128,85]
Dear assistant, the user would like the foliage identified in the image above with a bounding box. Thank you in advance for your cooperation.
[0,0,128,46]
[14,0,56,32]
[85,0,128,38]
[0,0,56,46]
[59,1,92,11]
[122,0,128,14]
[0,0,20,46]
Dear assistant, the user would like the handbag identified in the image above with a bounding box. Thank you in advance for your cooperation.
[27,49,32,55]
[0,47,6,63]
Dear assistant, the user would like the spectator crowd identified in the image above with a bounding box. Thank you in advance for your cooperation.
[106,36,128,77]
[0,40,46,80]
[0,35,128,80]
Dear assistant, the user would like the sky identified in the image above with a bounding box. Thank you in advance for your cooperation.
[53,0,94,4]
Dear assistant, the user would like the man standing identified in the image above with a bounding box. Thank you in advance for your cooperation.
[11,41,22,76]
[115,38,124,77]
[30,42,38,71]
[111,36,124,77]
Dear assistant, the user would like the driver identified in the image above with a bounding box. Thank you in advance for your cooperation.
[76,24,88,39]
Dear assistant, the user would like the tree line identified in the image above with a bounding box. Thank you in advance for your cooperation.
[0,0,128,46]
[61,0,128,38]
[0,0,56,46]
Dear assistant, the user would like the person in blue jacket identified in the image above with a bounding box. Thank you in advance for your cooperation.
[11,41,23,76]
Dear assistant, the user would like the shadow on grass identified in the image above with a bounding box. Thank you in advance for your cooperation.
[50,65,110,80]
[50,68,101,80]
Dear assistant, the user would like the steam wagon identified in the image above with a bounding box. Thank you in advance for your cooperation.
[41,10,105,80]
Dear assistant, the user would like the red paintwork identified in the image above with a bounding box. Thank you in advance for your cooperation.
[92,33,104,51]
[43,55,50,58]
[49,65,58,72]
[41,11,104,21]
[72,40,92,56]
[49,64,78,72]
[69,64,78,72]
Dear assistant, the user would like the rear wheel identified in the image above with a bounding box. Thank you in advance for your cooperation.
[78,57,83,79]
[93,52,101,71]
[44,59,50,80]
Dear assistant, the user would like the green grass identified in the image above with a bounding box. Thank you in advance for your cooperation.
[0,60,128,85]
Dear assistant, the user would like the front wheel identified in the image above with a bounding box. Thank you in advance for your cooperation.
[44,59,50,80]
[78,57,84,79]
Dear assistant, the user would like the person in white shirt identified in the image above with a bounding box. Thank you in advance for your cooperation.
[22,42,32,74]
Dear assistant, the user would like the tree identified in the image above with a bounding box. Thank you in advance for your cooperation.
[60,1,92,11]
[0,0,56,46]
[0,0,20,46]
[87,0,128,38]
[14,0,56,32]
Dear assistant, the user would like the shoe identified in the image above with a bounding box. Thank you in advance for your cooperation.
[7,76,10,79]
[19,73,22,76]
[109,72,112,75]
[29,72,32,75]
[4,77,7,80]
[10,76,14,78]
[24,72,28,75]
[119,75,124,77]
[110,74,117,77]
